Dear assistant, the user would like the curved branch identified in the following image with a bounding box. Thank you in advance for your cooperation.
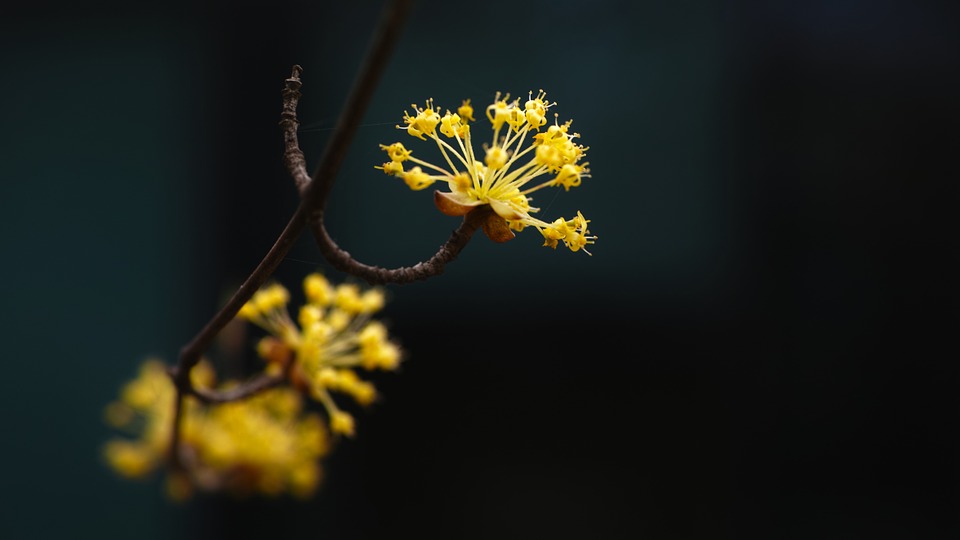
[168,0,415,465]
[175,0,413,387]
[276,0,485,284]
[188,373,286,404]
[311,206,491,285]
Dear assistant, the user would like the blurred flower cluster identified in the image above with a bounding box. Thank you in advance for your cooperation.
[103,273,402,500]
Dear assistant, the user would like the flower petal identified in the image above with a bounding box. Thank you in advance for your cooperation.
[434,190,482,216]
[487,198,524,221]
[481,214,516,243]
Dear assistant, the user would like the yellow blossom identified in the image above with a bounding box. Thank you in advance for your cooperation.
[376,161,404,175]
[457,99,475,122]
[401,166,435,191]
[377,89,596,254]
[102,359,329,500]
[400,99,441,140]
[330,411,356,437]
[380,142,411,162]
[237,273,402,430]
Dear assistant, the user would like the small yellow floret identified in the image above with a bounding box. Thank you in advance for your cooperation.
[333,284,361,312]
[540,211,595,254]
[326,309,351,332]
[362,341,401,371]
[553,163,589,191]
[377,161,404,175]
[485,146,509,169]
[486,93,513,130]
[458,99,475,122]
[439,112,465,138]
[304,273,333,306]
[401,166,435,190]
[380,142,412,162]
[316,367,339,387]
[252,284,289,313]
[524,90,551,129]
[358,322,387,346]
[298,304,324,328]
[402,100,441,140]
[330,411,356,437]
[506,106,526,131]
[360,289,385,313]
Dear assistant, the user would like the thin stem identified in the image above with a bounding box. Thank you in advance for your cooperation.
[277,0,487,284]
[168,387,185,470]
[281,65,311,192]
[189,372,286,404]
[311,205,491,285]
[167,202,307,468]
[302,0,414,207]
[175,205,308,377]
[166,0,414,468]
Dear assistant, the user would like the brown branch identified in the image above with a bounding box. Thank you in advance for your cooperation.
[165,0,486,472]
[311,207,490,284]
[172,204,309,380]
[188,373,286,404]
[275,0,482,285]
[300,0,414,207]
[280,64,311,193]
[167,0,414,468]
[166,203,308,468]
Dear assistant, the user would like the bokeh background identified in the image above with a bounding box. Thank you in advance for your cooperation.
[1,0,957,538]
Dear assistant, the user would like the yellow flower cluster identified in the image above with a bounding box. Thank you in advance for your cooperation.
[103,273,401,500]
[376,90,596,254]
[237,272,402,437]
[103,359,328,500]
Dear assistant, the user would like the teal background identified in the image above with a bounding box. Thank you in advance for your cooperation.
[1,1,957,538]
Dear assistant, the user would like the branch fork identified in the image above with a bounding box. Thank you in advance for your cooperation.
[165,0,487,468]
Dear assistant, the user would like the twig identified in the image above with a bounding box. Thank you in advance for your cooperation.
[167,0,414,468]
[311,207,490,284]
[172,206,308,379]
[188,373,287,404]
[167,204,307,466]
[165,0,488,468]
[276,0,485,284]
[301,0,414,206]
[280,65,311,193]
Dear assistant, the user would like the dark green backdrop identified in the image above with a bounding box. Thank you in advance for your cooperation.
[1,1,957,538]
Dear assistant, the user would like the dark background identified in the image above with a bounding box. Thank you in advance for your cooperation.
[1,0,957,538]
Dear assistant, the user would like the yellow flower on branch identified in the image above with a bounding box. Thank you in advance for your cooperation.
[102,273,400,500]
[376,90,596,254]
[103,359,328,500]
[238,273,402,437]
